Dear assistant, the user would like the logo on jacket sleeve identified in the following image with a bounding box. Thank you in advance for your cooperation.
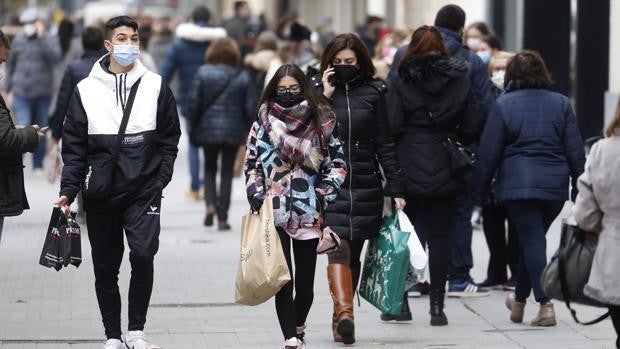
[147,205,160,215]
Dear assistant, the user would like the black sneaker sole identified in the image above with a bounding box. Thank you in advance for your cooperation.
[380,312,412,321]
[337,319,355,345]
[430,315,448,326]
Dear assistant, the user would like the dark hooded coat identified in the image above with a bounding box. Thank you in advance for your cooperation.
[387,54,484,198]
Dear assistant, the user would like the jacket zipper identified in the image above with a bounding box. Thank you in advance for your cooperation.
[287,166,294,228]
[345,83,354,240]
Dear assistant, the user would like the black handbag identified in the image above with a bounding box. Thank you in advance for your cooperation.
[541,219,609,325]
[423,106,475,177]
[83,78,141,199]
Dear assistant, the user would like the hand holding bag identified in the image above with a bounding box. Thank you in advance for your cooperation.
[84,78,141,199]
[234,196,291,306]
[541,218,609,325]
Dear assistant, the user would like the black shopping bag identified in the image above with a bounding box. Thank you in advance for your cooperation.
[39,207,81,270]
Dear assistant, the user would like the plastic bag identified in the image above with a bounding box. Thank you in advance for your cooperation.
[396,209,427,281]
[39,207,81,270]
[359,213,410,315]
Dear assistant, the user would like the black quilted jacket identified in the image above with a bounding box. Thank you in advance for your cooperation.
[313,76,404,240]
[387,54,484,198]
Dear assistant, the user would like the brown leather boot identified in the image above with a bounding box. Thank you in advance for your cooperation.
[328,264,355,344]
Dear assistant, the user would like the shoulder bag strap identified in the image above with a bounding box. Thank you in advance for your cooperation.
[200,73,236,116]
[557,227,610,325]
[111,77,142,162]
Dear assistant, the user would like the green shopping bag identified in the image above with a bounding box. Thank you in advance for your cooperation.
[359,213,411,315]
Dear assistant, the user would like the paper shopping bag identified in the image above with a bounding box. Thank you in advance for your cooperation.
[234,196,291,306]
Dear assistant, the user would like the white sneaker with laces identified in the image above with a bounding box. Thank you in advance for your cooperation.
[104,338,123,349]
[124,331,149,349]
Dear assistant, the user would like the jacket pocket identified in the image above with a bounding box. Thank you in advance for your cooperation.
[83,158,115,199]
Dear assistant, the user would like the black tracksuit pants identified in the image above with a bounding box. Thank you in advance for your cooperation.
[86,186,162,340]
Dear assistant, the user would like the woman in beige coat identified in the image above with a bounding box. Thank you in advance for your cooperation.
[574,97,620,348]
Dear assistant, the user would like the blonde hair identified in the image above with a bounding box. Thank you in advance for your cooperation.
[488,51,515,76]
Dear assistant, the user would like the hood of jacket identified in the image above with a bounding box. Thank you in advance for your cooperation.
[89,54,148,108]
[437,26,463,56]
[244,50,276,71]
[398,54,468,94]
[175,22,227,43]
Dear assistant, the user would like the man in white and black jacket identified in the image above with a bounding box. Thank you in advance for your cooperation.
[55,16,180,349]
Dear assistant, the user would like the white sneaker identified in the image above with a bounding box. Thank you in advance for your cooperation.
[104,339,123,349]
[124,331,149,349]
[284,337,301,349]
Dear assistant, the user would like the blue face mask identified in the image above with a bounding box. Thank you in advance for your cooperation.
[112,44,140,67]
[477,51,491,65]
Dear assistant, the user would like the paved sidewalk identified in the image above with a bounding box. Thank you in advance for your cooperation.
[0,135,616,349]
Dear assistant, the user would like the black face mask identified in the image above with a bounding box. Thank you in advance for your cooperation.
[275,92,304,108]
[333,65,360,83]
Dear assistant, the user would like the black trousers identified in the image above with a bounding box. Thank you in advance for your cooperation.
[86,186,162,340]
[610,305,620,348]
[202,144,238,222]
[275,228,319,339]
[404,197,454,299]
[482,203,519,283]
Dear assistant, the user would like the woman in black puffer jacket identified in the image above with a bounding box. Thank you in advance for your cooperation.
[188,38,256,230]
[387,26,483,326]
[313,33,405,345]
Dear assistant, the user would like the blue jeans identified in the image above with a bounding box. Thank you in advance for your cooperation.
[189,143,202,191]
[504,200,564,303]
[448,189,474,283]
[12,94,51,168]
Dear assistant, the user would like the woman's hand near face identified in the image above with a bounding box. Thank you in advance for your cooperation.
[322,66,336,99]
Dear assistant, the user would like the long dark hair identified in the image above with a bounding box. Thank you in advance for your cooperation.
[319,33,375,80]
[400,25,449,63]
[260,64,329,152]
[260,64,326,112]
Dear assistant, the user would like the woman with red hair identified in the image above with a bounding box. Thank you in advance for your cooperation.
[387,25,484,326]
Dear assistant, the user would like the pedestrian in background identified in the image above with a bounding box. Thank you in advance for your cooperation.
[475,34,503,66]
[244,64,347,349]
[574,97,620,348]
[464,21,492,51]
[160,5,227,201]
[488,51,514,93]
[56,16,181,349]
[473,50,585,327]
[0,30,45,242]
[387,25,483,326]
[244,30,278,101]
[50,26,105,141]
[477,50,518,291]
[314,33,405,344]
[265,22,316,85]
[224,1,253,56]
[187,37,255,231]
[6,17,61,171]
